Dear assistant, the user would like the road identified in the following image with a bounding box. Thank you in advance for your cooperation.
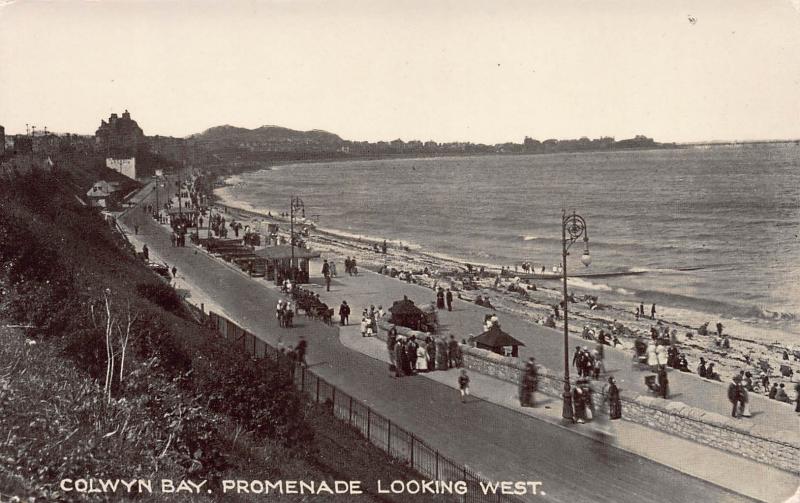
[120,188,754,503]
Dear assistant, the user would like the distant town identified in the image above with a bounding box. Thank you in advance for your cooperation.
[3,110,796,181]
[0,110,686,178]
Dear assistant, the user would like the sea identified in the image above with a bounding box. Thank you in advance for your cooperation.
[215,144,800,345]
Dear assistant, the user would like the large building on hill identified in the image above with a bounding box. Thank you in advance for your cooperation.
[95,110,146,156]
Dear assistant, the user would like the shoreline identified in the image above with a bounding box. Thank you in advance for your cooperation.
[207,192,800,392]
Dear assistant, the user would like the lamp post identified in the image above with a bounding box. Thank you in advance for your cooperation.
[289,196,305,281]
[560,209,592,422]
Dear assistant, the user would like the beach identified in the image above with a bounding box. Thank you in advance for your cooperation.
[207,189,800,392]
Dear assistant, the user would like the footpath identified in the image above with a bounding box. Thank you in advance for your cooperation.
[117,186,797,503]
[311,271,799,503]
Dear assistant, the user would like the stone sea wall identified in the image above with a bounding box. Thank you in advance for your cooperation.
[376,321,800,474]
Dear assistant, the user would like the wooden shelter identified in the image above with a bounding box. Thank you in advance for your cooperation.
[470,325,525,357]
[254,245,320,284]
[389,296,428,332]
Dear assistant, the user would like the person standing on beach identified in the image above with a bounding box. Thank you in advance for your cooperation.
[446,288,453,311]
[651,303,657,320]
[171,266,177,279]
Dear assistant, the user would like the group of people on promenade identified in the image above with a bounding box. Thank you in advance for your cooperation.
[343,256,359,276]
[435,287,454,311]
[360,304,384,337]
[573,376,623,424]
[386,326,463,377]
[275,299,295,328]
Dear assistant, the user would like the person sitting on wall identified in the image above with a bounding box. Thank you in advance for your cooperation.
[774,383,792,403]
[706,363,720,381]
[677,354,690,372]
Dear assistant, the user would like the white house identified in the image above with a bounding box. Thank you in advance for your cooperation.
[106,157,136,179]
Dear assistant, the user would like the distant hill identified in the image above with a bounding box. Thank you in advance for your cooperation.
[189,125,344,149]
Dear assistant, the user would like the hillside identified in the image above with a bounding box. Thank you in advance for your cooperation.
[191,125,344,148]
[0,159,447,502]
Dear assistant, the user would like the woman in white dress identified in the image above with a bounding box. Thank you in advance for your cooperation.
[416,344,429,372]
[647,341,659,372]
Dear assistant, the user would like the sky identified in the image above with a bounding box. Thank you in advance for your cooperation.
[1,0,800,144]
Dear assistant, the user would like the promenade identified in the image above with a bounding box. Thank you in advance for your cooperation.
[119,186,797,503]
[307,268,799,443]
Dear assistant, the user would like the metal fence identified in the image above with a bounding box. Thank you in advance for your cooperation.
[208,311,525,503]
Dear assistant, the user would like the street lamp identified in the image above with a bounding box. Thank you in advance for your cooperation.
[289,196,305,281]
[560,209,591,422]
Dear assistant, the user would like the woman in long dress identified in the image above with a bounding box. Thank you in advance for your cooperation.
[646,342,659,371]
[606,377,622,419]
[435,336,448,370]
[416,344,429,372]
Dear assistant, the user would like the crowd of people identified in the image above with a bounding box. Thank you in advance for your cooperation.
[386,326,463,378]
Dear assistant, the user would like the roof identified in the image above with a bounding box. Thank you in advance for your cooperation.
[389,298,424,316]
[254,245,320,260]
[470,325,525,348]
[87,180,121,198]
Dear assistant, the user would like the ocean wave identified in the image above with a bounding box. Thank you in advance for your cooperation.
[568,277,613,292]
[521,235,541,241]
[740,306,796,322]
[316,227,423,251]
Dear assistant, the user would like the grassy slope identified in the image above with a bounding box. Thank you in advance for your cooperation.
[0,155,450,502]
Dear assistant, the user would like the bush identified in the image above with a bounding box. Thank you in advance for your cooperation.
[136,282,185,314]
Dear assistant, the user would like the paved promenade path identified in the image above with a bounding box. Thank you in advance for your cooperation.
[308,269,799,442]
[119,189,795,503]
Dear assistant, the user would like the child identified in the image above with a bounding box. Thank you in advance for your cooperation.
[458,369,470,403]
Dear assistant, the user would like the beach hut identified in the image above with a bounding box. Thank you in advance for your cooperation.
[470,325,525,357]
[254,245,320,284]
[389,296,428,332]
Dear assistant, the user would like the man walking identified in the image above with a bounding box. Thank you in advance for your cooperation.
[339,300,350,326]
[728,375,743,417]
[651,303,657,320]
[322,259,331,292]
[446,288,453,311]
